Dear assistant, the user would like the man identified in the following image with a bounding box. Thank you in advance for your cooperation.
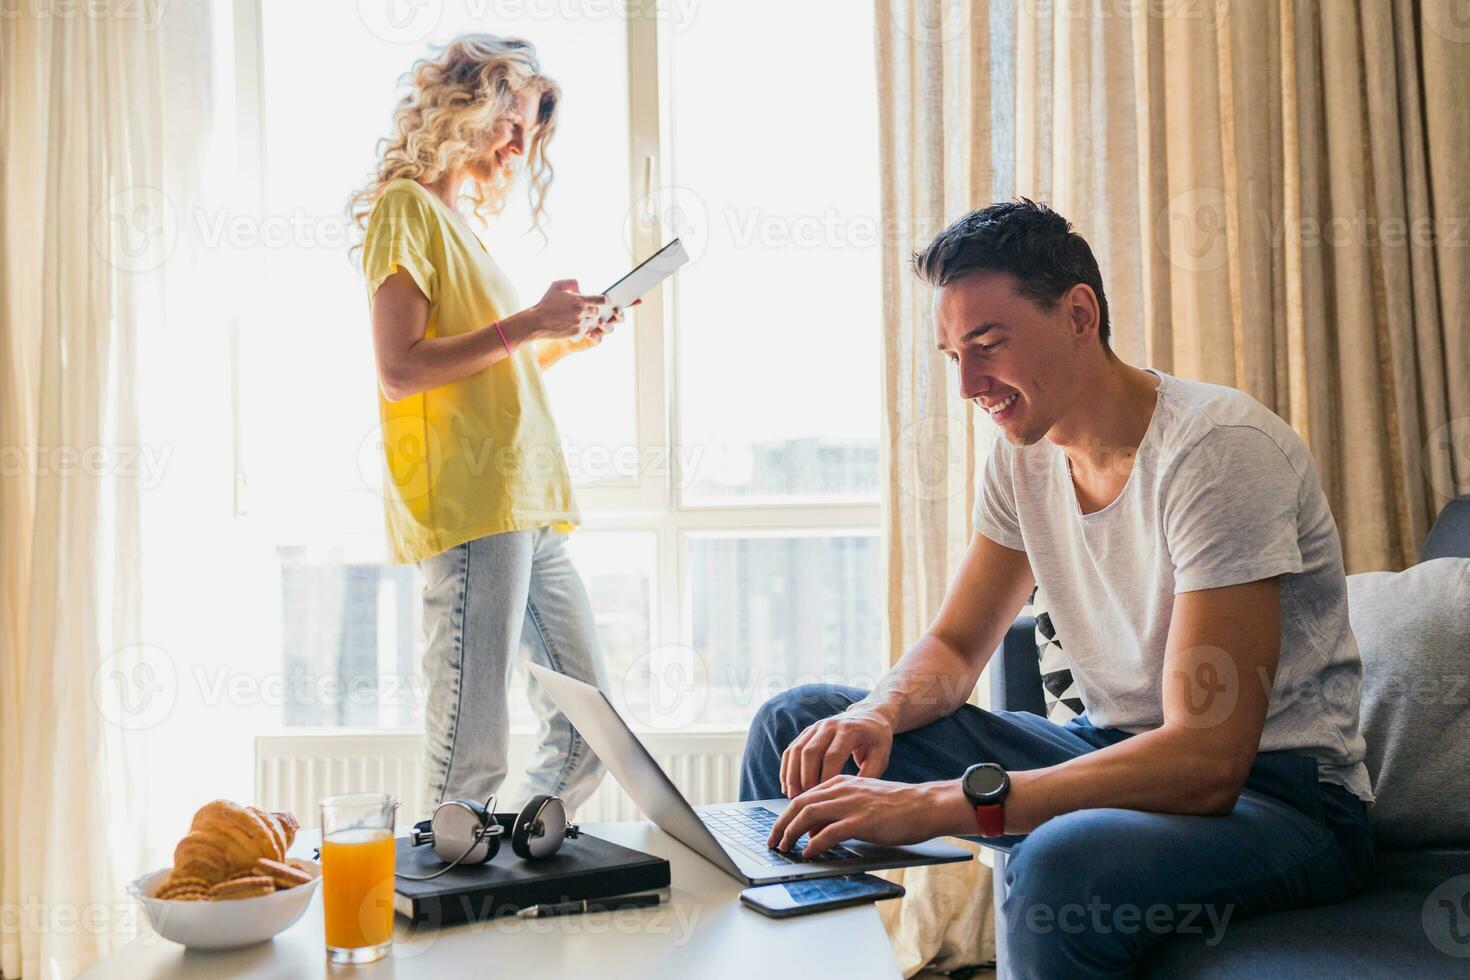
[740,200,1374,978]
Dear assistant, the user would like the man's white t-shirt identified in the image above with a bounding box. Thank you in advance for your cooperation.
[974,368,1373,801]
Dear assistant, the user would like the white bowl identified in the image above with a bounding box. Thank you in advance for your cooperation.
[127,859,321,950]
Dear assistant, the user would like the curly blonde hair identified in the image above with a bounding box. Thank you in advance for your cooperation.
[349,34,560,250]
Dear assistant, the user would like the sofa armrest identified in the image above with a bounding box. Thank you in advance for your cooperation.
[988,614,1045,716]
[1420,493,1470,562]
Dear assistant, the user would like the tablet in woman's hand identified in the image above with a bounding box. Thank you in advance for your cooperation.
[602,239,689,314]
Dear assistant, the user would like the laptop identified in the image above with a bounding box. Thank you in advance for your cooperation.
[527,663,972,885]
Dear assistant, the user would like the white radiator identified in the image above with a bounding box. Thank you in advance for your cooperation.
[254,728,747,829]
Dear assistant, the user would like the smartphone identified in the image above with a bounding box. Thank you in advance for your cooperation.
[739,874,906,919]
[601,238,689,314]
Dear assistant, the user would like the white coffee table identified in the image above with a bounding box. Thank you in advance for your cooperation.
[87,821,903,979]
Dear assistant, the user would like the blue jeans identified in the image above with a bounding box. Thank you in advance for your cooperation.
[418,527,607,815]
[740,684,1374,979]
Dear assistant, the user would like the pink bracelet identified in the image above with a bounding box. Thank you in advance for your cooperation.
[494,320,514,358]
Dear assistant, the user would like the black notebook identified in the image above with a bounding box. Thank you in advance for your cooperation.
[392,831,671,926]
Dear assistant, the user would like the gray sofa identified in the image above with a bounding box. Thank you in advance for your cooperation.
[986,495,1470,977]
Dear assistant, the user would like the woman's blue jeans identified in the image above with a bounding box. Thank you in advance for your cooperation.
[740,683,1374,979]
[418,526,608,815]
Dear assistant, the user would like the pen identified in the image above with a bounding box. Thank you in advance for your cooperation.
[516,893,662,919]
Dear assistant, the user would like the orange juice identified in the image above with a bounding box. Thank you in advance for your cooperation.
[322,828,396,951]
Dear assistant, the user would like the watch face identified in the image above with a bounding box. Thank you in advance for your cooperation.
[965,764,1007,802]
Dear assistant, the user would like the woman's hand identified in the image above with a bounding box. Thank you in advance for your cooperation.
[524,279,607,342]
[566,299,640,351]
[534,299,640,370]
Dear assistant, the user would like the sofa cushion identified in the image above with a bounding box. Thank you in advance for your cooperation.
[1349,558,1470,847]
[1141,848,1470,977]
[1032,586,1082,723]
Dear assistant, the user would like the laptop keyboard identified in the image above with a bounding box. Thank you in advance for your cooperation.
[702,806,862,865]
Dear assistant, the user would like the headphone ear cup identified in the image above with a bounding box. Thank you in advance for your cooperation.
[431,798,501,865]
[512,794,568,860]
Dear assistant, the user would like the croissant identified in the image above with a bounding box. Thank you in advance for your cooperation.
[250,807,299,858]
[166,800,302,889]
[171,830,231,885]
[190,800,280,868]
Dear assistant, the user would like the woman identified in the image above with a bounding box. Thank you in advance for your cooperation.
[349,35,621,816]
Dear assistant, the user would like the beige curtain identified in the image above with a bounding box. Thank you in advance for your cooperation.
[876,0,1468,973]
[1012,0,1469,571]
[875,0,1005,973]
[0,2,207,975]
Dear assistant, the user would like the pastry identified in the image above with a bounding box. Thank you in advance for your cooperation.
[254,857,315,889]
[190,800,282,868]
[171,831,231,885]
[160,800,304,899]
[208,875,276,900]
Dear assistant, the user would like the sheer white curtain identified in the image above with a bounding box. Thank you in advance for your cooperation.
[1,2,216,975]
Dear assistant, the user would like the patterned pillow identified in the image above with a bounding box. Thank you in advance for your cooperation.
[1031,586,1083,723]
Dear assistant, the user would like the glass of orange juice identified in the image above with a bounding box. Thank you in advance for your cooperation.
[321,792,398,965]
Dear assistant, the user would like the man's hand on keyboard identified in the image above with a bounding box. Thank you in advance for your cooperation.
[779,703,895,798]
[767,775,972,858]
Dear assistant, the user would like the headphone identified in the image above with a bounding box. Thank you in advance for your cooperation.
[400,793,581,881]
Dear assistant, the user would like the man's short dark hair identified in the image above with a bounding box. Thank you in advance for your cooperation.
[912,199,1111,353]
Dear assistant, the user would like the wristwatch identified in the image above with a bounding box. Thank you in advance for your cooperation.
[961,763,1010,837]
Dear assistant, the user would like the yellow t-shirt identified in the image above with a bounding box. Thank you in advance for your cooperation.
[362,177,578,563]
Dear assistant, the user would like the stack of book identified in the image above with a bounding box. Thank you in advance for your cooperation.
[392,831,670,926]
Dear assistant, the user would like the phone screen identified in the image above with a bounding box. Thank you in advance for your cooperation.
[741,874,903,916]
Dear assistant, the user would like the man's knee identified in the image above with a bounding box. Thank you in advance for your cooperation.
[1002,809,1142,977]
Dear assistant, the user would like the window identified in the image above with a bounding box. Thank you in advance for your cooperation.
[238,0,882,732]
[666,3,882,504]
